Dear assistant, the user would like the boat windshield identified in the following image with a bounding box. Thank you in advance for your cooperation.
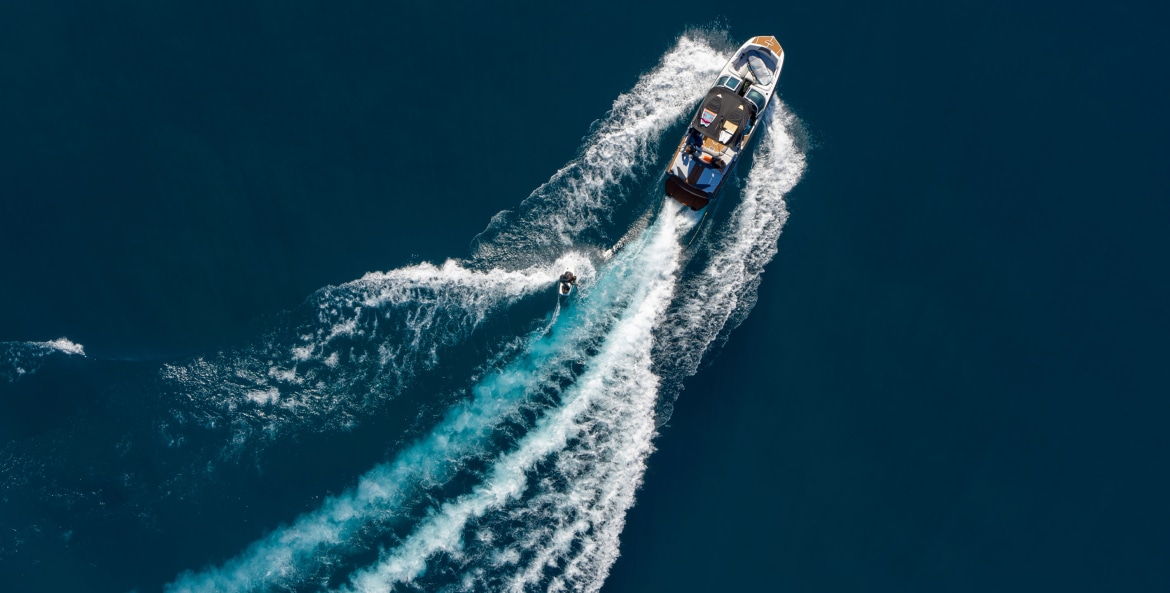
[717,75,742,91]
[745,89,767,112]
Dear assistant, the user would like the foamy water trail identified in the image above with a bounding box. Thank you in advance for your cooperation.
[470,35,726,267]
[158,255,590,452]
[341,207,692,593]
[0,338,85,382]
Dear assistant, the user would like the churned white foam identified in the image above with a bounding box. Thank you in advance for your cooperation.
[0,337,86,382]
[294,255,592,365]
[245,387,280,406]
[340,207,692,593]
[471,35,726,267]
[159,254,593,452]
[37,338,86,356]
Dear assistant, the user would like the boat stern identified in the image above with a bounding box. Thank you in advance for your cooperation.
[665,175,711,210]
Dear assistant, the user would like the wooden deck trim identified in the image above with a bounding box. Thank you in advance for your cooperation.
[751,35,784,57]
[702,137,728,154]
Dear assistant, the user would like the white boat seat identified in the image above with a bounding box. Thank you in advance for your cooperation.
[746,51,774,86]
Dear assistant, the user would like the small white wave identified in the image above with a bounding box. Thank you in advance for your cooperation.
[36,338,86,356]
[0,337,86,382]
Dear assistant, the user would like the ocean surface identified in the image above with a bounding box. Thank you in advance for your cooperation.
[2,2,1168,592]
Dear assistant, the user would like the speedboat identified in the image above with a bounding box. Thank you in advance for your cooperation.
[664,36,784,210]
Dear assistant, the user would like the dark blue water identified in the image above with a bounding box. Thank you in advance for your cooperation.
[2,2,1167,592]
